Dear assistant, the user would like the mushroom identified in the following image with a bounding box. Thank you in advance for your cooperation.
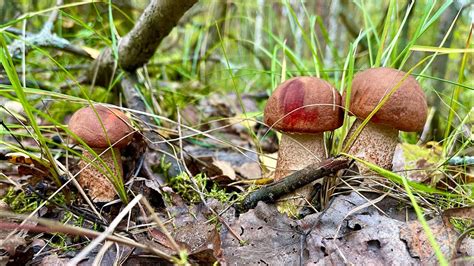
[68,105,133,202]
[344,67,428,173]
[264,77,343,203]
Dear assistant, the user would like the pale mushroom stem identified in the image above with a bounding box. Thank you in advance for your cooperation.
[346,119,399,173]
[274,133,325,201]
[275,133,326,180]
[78,148,123,202]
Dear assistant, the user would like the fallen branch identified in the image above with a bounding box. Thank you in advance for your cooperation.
[235,157,350,214]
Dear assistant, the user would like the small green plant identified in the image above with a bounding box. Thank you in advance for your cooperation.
[168,172,237,204]
[3,189,41,213]
[450,218,474,238]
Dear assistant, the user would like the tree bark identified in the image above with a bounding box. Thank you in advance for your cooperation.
[119,0,197,71]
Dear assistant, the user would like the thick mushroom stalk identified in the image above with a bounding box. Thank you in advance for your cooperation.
[346,119,398,170]
[264,77,343,210]
[78,148,124,202]
[274,133,325,180]
[69,105,133,202]
[345,67,428,173]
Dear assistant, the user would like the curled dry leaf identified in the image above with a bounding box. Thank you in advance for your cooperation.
[442,206,474,227]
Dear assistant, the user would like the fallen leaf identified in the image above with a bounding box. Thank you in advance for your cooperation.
[81,46,100,59]
[235,162,261,179]
[221,193,474,264]
[0,236,26,256]
[400,216,473,263]
[212,160,236,180]
[259,152,277,175]
[39,253,69,266]
[392,143,443,183]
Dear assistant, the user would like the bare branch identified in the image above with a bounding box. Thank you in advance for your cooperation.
[88,0,198,86]
[235,158,350,214]
[119,0,198,70]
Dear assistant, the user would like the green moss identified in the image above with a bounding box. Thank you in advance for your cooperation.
[450,218,474,238]
[2,189,41,213]
[168,172,238,204]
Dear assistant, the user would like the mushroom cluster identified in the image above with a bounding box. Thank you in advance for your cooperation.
[68,105,133,202]
[344,67,428,172]
[264,76,343,204]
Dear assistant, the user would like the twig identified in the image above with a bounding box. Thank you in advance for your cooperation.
[86,0,198,86]
[7,30,94,60]
[446,156,474,166]
[44,0,63,32]
[0,78,53,90]
[0,213,175,262]
[68,194,142,265]
[234,158,350,214]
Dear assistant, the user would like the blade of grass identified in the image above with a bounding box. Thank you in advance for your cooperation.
[284,0,326,79]
[215,21,264,159]
[353,0,380,66]
[335,34,363,153]
[0,1,91,30]
[395,1,453,68]
[443,24,472,144]
[0,33,61,186]
[415,7,461,82]
[381,0,415,66]
[374,0,396,67]
[410,46,473,53]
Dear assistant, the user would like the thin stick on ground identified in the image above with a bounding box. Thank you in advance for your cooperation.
[0,212,175,262]
[68,194,142,265]
[235,158,351,214]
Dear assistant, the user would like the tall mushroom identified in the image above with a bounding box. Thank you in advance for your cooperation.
[264,77,343,205]
[344,67,428,172]
[68,105,133,202]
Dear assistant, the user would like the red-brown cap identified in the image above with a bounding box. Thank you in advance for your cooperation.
[69,105,133,148]
[264,77,343,133]
[348,67,427,132]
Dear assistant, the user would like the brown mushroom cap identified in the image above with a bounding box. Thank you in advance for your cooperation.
[69,105,133,148]
[348,67,427,132]
[264,77,343,133]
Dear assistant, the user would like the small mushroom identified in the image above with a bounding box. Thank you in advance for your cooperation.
[344,67,428,173]
[68,105,133,202]
[264,77,343,203]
